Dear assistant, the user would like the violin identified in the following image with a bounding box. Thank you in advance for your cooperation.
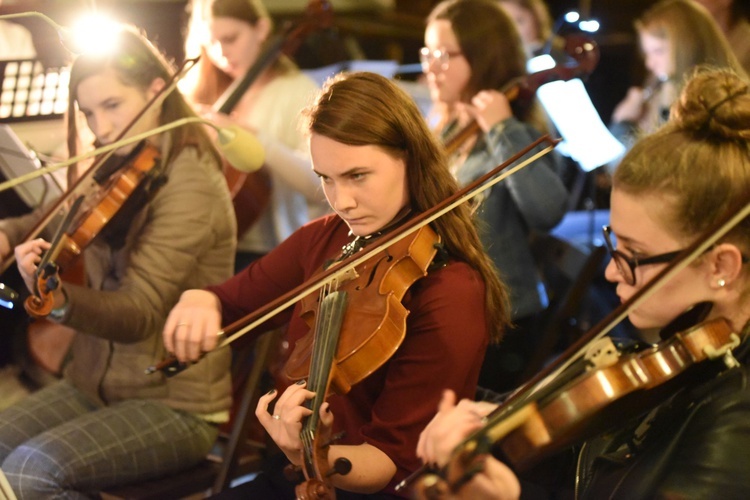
[290,224,440,499]
[444,34,599,156]
[21,143,161,374]
[201,0,333,236]
[403,197,750,498]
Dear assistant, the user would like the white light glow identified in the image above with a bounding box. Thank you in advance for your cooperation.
[564,11,580,23]
[579,20,601,33]
[70,13,121,56]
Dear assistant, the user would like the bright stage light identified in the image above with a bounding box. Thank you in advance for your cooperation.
[69,13,121,56]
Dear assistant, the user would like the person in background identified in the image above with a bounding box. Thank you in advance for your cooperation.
[0,24,235,497]
[416,66,750,499]
[694,0,750,74]
[162,71,509,499]
[497,0,555,59]
[183,0,327,272]
[422,0,568,393]
[610,0,744,148]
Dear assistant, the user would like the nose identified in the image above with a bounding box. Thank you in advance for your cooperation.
[603,256,623,285]
[331,184,356,213]
[90,111,113,143]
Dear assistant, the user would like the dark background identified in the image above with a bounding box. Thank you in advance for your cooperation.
[0,0,663,124]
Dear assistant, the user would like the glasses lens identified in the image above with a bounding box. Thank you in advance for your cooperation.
[613,252,635,285]
[419,47,432,68]
[603,226,636,285]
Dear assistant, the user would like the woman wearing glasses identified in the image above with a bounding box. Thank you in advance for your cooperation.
[422,0,568,393]
[416,66,750,499]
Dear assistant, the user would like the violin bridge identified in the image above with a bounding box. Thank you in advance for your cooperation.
[584,337,619,370]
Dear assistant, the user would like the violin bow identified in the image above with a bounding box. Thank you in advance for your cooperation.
[147,135,560,375]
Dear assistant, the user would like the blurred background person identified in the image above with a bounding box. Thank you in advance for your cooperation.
[422,0,568,394]
[609,0,745,149]
[694,0,750,74]
[497,0,555,59]
[183,0,327,272]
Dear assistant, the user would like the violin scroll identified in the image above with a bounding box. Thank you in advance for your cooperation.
[24,261,60,318]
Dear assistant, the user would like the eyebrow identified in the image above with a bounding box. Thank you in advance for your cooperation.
[312,166,368,178]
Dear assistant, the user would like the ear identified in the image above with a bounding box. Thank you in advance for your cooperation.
[707,243,745,289]
[147,77,167,100]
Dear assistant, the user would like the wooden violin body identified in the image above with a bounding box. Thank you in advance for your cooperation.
[283,224,440,498]
[498,318,738,470]
[284,224,440,393]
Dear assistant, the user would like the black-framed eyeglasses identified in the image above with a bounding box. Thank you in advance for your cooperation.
[419,47,463,71]
[602,225,684,286]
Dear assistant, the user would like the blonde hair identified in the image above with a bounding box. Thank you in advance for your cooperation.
[636,0,746,87]
[614,67,750,288]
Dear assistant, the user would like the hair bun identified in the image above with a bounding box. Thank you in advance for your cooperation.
[670,67,750,141]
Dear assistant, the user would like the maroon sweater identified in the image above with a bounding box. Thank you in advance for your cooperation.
[208,214,490,495]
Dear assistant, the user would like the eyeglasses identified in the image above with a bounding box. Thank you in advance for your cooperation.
[419,47,463,71]
[602,225,683,286]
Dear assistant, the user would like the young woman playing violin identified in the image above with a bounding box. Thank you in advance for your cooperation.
[163,71,509,498]
[422,0,568,393]
[416,66,750,499]
[183,0,327,271]
[0,25,236,496]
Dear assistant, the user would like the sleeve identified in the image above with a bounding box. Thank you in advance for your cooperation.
[485,118,568,231]
[360,262,490,476]
[62,149,234,342]
[208,218,321,327]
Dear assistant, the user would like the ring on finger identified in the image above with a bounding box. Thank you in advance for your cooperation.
[272,414,281,420]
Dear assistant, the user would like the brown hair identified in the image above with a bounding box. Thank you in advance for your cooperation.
[183,0,296,105]
[428,0,548,134]
[67,24,220,169]
[636,0,745,87]
[302,71,510,342]
[499,0,553,42]
[614,67,750,287]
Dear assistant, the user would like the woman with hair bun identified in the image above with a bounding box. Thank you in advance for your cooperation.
[417,66,750,499]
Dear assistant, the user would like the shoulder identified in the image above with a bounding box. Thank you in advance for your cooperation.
[408,260,486,314]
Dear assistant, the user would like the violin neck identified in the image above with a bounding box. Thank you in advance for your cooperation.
[213,33,286,115]
[300,290,349,460]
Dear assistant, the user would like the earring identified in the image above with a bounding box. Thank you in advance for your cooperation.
[718,278,727,287]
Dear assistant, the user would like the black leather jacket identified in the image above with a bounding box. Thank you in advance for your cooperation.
[575,339,750,499]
